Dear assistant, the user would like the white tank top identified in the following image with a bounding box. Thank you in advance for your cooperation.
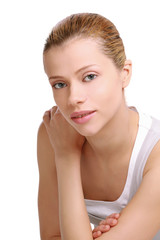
[84,106,160,239]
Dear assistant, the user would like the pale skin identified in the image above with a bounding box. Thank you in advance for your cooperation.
[92,213,120,238]
[37,38,160,240]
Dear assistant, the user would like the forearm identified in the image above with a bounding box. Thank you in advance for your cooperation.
[41,236,61,240]
[56,154,93,240]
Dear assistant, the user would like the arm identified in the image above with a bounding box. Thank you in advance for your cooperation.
[37,122,61,240]
[56,155,93,240]
[42,107,93,240]
[37,120,89,240]
[96,140,160,240]
[43,107,160,240]
[54,146,160,240]
[37,119,117,240]
[92,213,120,239]
[98,166,160,239]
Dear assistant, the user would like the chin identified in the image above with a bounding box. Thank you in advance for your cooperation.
[74,125,101,137]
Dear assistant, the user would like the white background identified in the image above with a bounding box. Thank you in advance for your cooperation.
[0,0,160,239]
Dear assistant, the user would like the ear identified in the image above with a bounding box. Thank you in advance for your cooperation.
[121,60,132,89]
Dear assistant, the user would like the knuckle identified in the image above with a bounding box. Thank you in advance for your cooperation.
[51,106,57,112]
[100,224,106,230]
[51,106,59,117]
[43,111,49,118]
[99,220,105,225]
[43,110,51,123]
[93,227,98,232]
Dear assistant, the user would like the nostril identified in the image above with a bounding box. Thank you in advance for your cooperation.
[68,84,87,105]
[68,93,87,105]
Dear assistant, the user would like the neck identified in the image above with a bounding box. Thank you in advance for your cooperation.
[85,104,139,163]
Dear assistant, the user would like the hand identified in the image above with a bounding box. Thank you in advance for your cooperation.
[43,106,85,158]
[92,213,120,239]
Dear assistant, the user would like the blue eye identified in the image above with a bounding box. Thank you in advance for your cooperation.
[53,82,67,89]
[84,74,97,82]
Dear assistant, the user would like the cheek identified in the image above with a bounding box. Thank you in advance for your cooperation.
[92,80,121,102]
[93,80,123,117]
[53,94,70,118]
[53,92,64,107]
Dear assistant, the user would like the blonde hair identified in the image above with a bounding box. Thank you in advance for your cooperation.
[44,13,126,69]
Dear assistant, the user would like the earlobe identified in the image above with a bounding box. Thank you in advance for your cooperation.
[122,60,132,88]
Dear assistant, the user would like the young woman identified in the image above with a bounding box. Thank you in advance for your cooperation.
[37,13,160,240]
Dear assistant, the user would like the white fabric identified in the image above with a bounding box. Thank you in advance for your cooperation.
[84,107,160,239]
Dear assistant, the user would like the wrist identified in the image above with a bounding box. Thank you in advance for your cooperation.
[55,152,81,168]
[55,150,81,161]
[56,155,82,187]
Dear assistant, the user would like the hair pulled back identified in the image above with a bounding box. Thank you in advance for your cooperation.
[44,13,126,69]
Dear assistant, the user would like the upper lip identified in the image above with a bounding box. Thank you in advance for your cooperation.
[70,110,96,118]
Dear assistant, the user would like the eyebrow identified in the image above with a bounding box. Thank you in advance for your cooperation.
[49,64,99,81]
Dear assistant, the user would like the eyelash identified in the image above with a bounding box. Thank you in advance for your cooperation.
[53,82,67,89]
[84,74,97,81]
[52,74,97,89]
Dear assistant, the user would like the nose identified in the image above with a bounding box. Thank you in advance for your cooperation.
[68,83,87,106]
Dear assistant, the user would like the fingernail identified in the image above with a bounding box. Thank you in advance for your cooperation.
[112,219,117,224]
[100,220,105,225]
[104,225,110,229]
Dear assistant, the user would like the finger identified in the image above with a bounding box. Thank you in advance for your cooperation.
[107,213,120,219]
[103,213,120,220]
[99,218,118,226]
[92,224,110,233]
[92,231,102,239]
[43,110,51,125]
[99,213,120,225]
[51,106,58,117]
[51,106,62,121]
[55,106,60,114]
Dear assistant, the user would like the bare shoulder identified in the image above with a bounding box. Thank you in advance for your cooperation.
[37,122,60,239]
[37,121,52,151]
[143,139,160,176]
[37,121,55,172]
[98,141,160,239]
[37,121,50,149]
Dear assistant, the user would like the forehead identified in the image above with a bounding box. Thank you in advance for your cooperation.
[44,38,102,59]
[43,38,109,73]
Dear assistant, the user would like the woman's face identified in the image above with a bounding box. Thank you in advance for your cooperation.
[43,38,128,136]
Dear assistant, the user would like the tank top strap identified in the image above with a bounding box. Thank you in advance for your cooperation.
[135,117,160,185]
[129,115,160,200]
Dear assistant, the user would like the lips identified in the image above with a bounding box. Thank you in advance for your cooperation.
[70,110,96,124]
[70,110,96,119]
